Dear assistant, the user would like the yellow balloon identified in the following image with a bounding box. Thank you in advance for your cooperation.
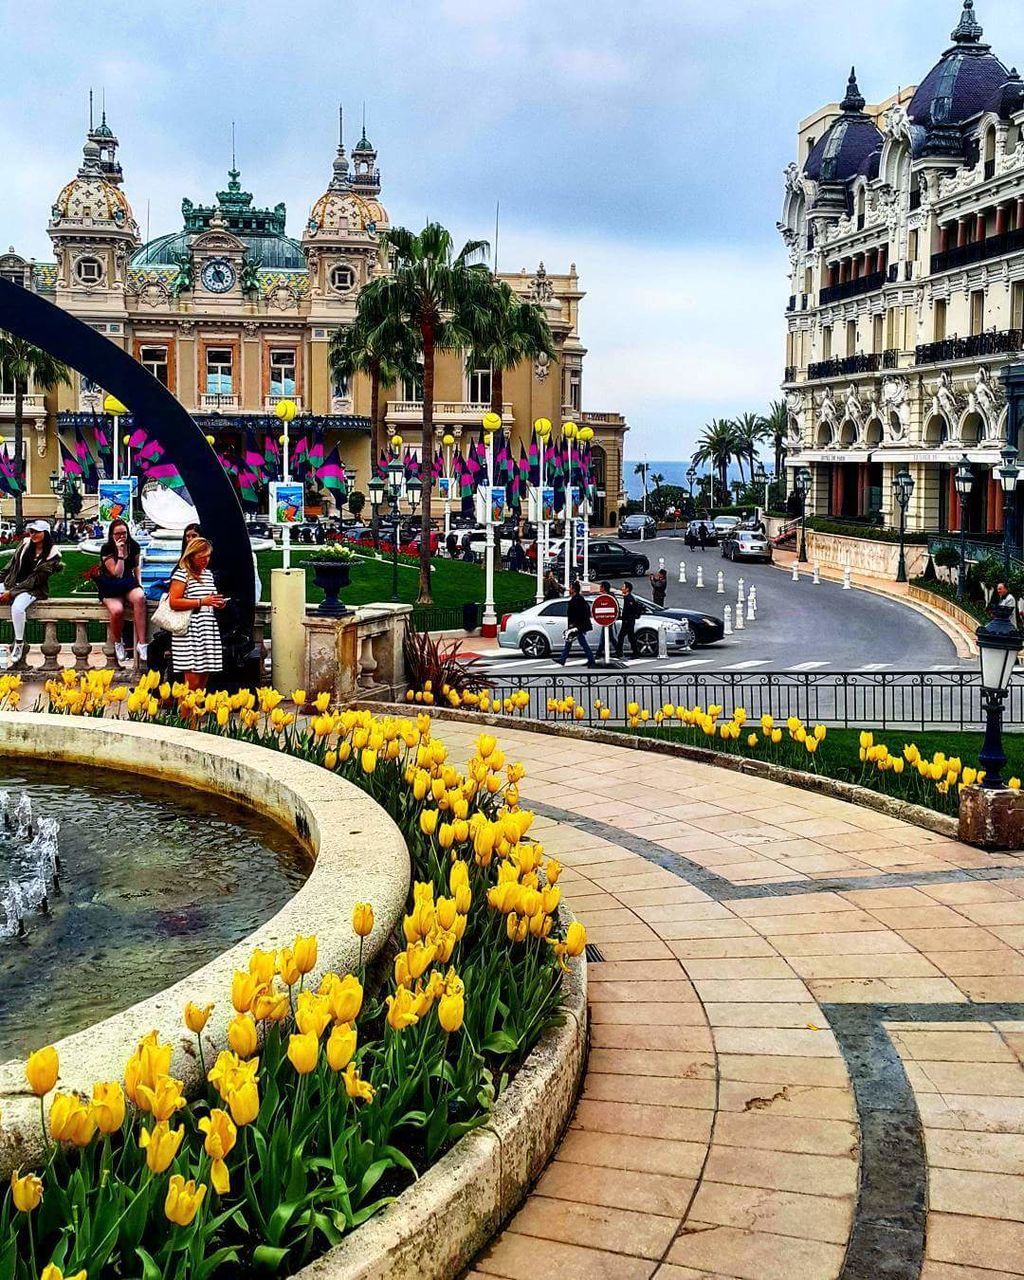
[275,399,298,423]
[482,412,501,433]
[122,433,131,445]
[279,434,287,446]
[103,394,127,416]
[533,417,552,437]
[442,434,455,447]
[578,425,594,443]
[561,421,577,439]
[391,434,403,448]
[206,434,216,445]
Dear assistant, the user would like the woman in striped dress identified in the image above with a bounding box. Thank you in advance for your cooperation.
[168,538,225,689]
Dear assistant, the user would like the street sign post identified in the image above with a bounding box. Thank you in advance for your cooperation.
[591,592,625,669]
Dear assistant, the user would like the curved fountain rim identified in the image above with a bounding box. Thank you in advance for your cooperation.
[0,711,410,1178]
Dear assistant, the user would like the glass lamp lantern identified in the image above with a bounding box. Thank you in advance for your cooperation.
[954,454,974,499]
[795,467,812,498]
[978,607,1021,695]
[998,444,1020,495]
[367,476,385,511]
[405,475,423,510]
[386,458,404,498]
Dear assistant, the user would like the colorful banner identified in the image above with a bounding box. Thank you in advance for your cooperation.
[98,480,132,524]
[270,481,304,525]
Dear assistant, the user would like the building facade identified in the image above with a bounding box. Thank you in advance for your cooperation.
[779,1,1024,536]
[1,111,627,524]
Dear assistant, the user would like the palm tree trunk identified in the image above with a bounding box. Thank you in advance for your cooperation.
[418,325,435,604]
[490,366,503,417]
[13,379,24,526]
[369,362,382,470]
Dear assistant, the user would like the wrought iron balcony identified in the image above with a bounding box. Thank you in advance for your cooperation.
[807,353,881,381]
[819,270,885,306]
[914,328,1023,366]
[783,366,797,383]
[931,227,1024,274]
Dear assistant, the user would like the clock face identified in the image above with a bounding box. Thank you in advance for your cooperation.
[201,258,236,293]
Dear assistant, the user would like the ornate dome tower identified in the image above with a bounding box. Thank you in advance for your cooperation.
[47,124,138,310]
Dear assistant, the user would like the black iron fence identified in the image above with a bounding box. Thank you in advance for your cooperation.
[484,670,1023,732]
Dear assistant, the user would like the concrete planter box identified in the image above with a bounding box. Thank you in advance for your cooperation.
[806,529,928,579]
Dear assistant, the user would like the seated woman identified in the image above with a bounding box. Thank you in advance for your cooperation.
[0,521,63,667]
[97,517,148,667]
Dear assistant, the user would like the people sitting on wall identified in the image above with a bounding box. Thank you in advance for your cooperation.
[0,521,62,668]
[97,517,149,668]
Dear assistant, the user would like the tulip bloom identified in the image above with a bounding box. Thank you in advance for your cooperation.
[326,1022,357,1071]
[231,970,263,1014]
[41,1266,87,1280]
[295,991,332,1039]
[352,902,374,937]
[199,1108,237,1194]
[226,1080,260,1127]
[184,1002,214,1035]
[287,1032,319,1075]
[248,947,277,986]
[342,1062,375,1102]
[49,1094,97,1147]
[293,934,317,976]
[277,948,301,987]
[386,987,420,1032]
[251,987,290,1022]
[564,921,587,957]
[228,1014,259,1059]
[164,1175,207,1228]
[139,1121,184,1174]
[91,1081,125,1134]
[136,1074,186,1123]
[25,1046,58,1097]
[10,1169,42,1213]
[438,992,465,1034]
[322,972,363,1024]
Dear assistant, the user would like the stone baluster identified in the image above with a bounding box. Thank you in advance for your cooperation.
[39,621,61,673]
[358,633,379,689]
[72,621,92,670]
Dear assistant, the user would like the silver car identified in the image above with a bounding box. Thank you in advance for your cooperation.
[720,529,772,563]
[498,598,693,660]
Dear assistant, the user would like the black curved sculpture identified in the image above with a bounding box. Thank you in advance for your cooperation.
[0,278,254,626]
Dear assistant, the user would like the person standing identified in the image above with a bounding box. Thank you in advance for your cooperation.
[97,517,148,667]
[698,522,710,551]
[555,581,596,667]
[445,530,459,559]
[543,568,562,600]
[650,567,668,606]
[615,581,644,658]
[168,537,225,689]
[0,521,62,667]
[995,582,1019,626]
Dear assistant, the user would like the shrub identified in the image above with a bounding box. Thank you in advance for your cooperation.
[402,626,490,703]
[933,545,961,568]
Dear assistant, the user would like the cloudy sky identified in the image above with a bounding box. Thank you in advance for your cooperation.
[2,0,1023,460]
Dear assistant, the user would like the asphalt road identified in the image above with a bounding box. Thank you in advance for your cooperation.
[480,536,965,676]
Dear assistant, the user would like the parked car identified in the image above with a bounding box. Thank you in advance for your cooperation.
[548,540,651,580]
[720,528,773,563]
[632,595,725,646]
[618,513,658,540]
[712,515,741,538]
[498,598,692,659]
[400,529,441,556]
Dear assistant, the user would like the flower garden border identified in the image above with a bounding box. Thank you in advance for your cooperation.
[0,713,410,1180]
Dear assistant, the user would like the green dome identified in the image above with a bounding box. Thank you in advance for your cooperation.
[130,229,306,271]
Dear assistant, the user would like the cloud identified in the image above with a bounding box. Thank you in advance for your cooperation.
[551,47,634,86]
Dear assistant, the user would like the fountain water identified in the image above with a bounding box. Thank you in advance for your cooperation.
[0,795,62,937]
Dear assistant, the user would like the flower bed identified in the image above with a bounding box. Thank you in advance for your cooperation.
[0,672,585,1279]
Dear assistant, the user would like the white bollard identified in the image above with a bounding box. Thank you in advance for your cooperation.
[659,556,665,571]
[747,590,756,621]
[812,562,820,585]
[791,562,800,582]
[678,561,686,584]
[717,571,725,594]
[842,566,852,590]
[695,565,704,588]
[737,577,745,605]
[723,605,733,635]
[735,600,745,630]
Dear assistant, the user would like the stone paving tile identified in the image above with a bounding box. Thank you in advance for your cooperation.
[926,1213,1024,1274]
[685,1181,854,1243]
[920,1264,1024,1280]
[534,1159,697,1217]
[926,1130,1024,1174]
[474,1232,656,1280]
[665,1224,846,1279]
[508,1195,680,1261]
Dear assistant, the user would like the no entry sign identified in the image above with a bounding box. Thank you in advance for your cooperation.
[592,593,620,628]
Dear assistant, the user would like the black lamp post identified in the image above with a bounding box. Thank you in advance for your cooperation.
[754,464,769,514]
[795,466,811,563]
[997,443,1020,578]
[976,603,1021,789]
[953,453,974,602]
[386,457,404,603]
[686,464,697,505]
[893,466,914,584]
[367,475,385,553]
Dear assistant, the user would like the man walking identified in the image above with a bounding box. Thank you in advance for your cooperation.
[650,566,668,606]
[615,581,644,658]
[555,581,596,667]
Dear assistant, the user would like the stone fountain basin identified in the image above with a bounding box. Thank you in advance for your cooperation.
[0,713,410,1178]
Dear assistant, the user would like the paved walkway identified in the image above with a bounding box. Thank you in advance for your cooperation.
[430,720,1024,1280]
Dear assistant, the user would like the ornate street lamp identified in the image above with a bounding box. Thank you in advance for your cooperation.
[893,466,915,583]
[686,465,698,502]
[754,463,770,513]
[953,454,975,602]
[386,456,405,603]
[997,443,1020,578]
[795,466,812,563]
[976,603,1022,789]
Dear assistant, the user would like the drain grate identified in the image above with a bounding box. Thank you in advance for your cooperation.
[584,943,604,963]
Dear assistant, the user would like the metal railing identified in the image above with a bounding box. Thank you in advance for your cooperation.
[482,670,1022,732]
[915,328,1023,366]
[927,533,1024,575]
[931,227,1024,274]
[807,352,880,381]
[819,270,885,306]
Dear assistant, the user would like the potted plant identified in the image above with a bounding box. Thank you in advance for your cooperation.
[302,542,356,616]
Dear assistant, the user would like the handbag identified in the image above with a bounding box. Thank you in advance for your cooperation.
[152,593,190,636]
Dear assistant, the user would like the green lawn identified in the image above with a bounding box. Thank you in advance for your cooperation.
[47,548,535,613]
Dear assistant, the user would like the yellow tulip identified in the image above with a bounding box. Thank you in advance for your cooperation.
[10,1170,42,1213]
[438,992,465,1033]
[420,808,439,836]
[123,1031,172,1107]
[49,1094,97,1146]
[405,939,436,980]
[386,986,420,1031]
[747,733,759,747]
[184,1001,214,1034]
[136,1074,186,1122]
[248,947,277,986]
[231,970,262,1014]
[326,1022,358,1071]
[343,1061,375,1102]
[139,1120,185,1173]
[564,921,587,956]
[41,1267,87,1280]
[296,991,332,1039]
[361,747,377,774]
[228,1014,258,1059]
[1011,777,1022,791]
[352,902,374,937]
[314,691,331,712]
[324,750,338,770]
[251,987,290,1022]
[164,1174,207,1228]
[771,729,783,744]
[278,948,301,986]
[291,689,307,707]
[226,1080,260,1126]
[91,1081,125,1134]
[293,934,318,976]
[814,724,827,741]
[325,973,363,1024]
[25,1046,58,1097]
[287,1032,319,1075]
[198,1108,237,1162]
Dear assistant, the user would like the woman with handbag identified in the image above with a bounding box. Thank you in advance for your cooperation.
[0,521,62,667]
[97,518,148,667]
[164,537,225,689]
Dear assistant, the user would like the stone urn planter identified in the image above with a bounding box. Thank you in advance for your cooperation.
[302,556,354,617]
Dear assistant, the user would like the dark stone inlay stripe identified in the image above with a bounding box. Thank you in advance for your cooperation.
[530,800,1024,901]
[823,1001,1024,1280]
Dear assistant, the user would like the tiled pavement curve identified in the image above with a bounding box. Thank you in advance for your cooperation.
[430,721,1024,1280]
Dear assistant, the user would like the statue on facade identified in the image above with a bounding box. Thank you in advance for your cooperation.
[240,254,263,295]
[169,251,193,297]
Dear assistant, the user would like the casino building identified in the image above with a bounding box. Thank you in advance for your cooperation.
[779,1,1024,537]
[0,110,627,523]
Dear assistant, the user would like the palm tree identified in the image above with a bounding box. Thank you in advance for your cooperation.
[651,472,665,491]
[692,419,737,504]
[0,333,71,524]
[359,223,493,603]
[732,411,770,483]
[633,462,649,511]
[328,314,417,468]
[764,399,788,482]
[467,279,555,416]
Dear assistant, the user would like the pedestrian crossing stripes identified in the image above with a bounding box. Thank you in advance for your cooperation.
[472,655,972,675]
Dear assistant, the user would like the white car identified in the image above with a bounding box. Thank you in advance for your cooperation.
[498,598,693,660]
[712,515,741,537]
